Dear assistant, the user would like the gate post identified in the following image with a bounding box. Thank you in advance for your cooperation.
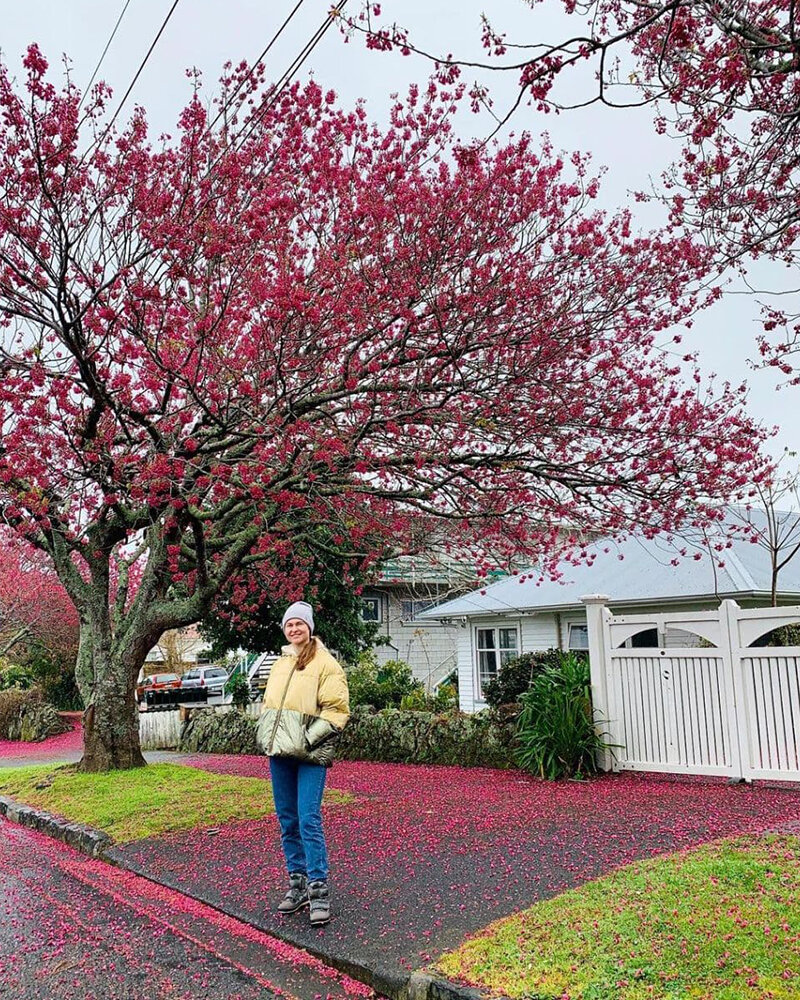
[719,599,747,782]
[582,594,614,772]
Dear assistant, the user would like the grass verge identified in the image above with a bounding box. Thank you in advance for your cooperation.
[0,762,349,843]
[436,833,800,1000]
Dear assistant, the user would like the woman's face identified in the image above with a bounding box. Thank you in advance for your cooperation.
[284,618,311,648]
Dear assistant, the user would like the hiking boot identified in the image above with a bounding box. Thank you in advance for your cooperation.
[308,879,330,926]
[277,872,308,914]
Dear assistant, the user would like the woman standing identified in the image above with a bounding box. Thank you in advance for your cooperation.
[259,601,350,926]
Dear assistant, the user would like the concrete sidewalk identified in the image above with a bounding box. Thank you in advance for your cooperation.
[107,755,800,998]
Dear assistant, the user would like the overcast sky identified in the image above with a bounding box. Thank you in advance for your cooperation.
[1,0,794,460]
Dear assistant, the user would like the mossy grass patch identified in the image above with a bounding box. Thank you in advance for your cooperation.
[0,762,349,843]
[436,833,800,1000]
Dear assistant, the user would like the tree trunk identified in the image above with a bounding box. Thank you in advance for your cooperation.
[78,621,150,772]
[81,676,145,772]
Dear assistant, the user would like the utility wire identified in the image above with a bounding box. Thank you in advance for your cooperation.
[96,0,183,146]
[207,0,309,133]
[231,0,347,155]
[197,0,347,192]
[80,0,135,109]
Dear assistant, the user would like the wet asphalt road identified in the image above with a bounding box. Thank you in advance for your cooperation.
[0,818,373,1000]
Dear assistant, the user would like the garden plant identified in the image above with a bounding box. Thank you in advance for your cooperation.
[514,651,615,780]
[482,648,565,710]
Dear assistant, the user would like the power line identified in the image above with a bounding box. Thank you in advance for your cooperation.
[80,0,135,109]
[207,0,309,134]
[196,0,347,194]
[99,0,183,142]
[231,0,347,155]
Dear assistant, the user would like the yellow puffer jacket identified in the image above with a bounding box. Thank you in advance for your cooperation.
[259,639,350,766]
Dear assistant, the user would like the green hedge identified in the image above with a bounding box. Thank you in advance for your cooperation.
[337,705,516,768]
[175,705,516,768]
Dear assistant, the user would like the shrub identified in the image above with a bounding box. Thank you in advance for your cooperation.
[763,623,800,647]
[345,652,422,709]
[399,682,458,713]
[179,708,261,755]
[0,686,70,742]
[24,644,83,710]
[225,671,251,710]
[0,662,37,691]
[337,706,515,768]
[482,649,564,709]
[514,651,615,780]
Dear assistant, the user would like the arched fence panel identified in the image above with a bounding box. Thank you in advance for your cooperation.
[583,597,800,783]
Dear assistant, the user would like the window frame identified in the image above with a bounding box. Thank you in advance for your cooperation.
[567,623,589,651]
[360,596,382,624]
[399,597,442,622]
[474,623,520,703]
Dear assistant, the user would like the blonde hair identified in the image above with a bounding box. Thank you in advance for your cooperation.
[295,637,317,671]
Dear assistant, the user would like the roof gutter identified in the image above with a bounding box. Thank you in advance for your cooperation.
[423,589,800,622]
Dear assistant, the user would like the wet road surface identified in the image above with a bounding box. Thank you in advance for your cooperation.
[0,817,374,1000]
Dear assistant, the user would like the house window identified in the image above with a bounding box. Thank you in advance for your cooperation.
[568,624,589,650]
[400,598,439,620]
[360,597,382,623]
[475,626,519,701]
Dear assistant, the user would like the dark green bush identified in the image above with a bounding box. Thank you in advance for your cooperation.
[514,651,615,780]
[0,662,37,691]
[179,708,261,755]
[224,672,251,710]
[337,705,515,768]
[345,654,422,709]
[0,687,29,737]
[482,648,565,708]
[764,623,800,647]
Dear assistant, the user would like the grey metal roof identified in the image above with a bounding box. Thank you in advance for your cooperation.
[420,514,800,619]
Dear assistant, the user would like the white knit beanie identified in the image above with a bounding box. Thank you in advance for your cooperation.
[281,601,315,635]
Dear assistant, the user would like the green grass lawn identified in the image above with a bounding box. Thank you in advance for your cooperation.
[0,763,349,843]
[436,834,800,1000]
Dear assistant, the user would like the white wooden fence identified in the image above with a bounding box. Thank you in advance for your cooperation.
[139,702,262,751]
[583,597,800,782]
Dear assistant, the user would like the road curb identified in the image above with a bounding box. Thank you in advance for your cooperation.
[0,795,111,858]
[0,798,508,1000]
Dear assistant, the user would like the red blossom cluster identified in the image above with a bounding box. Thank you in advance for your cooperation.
[0,533,78,661]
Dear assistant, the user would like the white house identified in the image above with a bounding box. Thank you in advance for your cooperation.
[361,554,491,691]
[420,526,800,713]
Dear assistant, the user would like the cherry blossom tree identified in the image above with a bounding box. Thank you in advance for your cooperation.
[346,1,800,378]
[0,47,767,770]
[0,532,79,662]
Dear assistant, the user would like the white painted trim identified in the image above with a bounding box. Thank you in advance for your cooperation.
[472,620,522,704]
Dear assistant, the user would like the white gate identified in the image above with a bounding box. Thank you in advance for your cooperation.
[583,597,800,782]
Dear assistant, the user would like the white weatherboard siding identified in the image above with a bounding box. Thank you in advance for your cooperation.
[375,590,460,689]
[464,616,560,712]
[455,609,716,713]
[456,627,475,713]
[420,519,800,714]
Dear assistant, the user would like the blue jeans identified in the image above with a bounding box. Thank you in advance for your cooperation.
[269,756,329,882]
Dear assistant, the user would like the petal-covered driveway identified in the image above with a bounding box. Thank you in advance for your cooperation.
[111,756,800,991]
